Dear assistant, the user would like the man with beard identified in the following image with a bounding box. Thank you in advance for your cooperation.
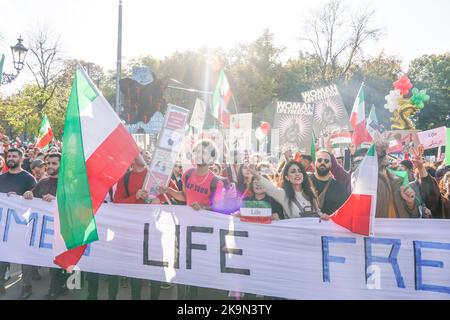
[309,150,349,215]
[0,148,37,299]
[24,153,67,299]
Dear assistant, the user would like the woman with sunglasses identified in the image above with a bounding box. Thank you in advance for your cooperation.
[252,160,329,220]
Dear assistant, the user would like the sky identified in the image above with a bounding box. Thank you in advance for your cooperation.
[1,0,449,95]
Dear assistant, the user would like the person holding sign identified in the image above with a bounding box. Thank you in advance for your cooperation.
[158,139,225,211]
[251,161,329,220]
[243,175,285,221]
[157,139,225,300]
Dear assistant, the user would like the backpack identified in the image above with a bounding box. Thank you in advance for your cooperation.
[184,168,220,204]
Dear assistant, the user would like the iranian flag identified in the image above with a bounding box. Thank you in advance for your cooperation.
[36,115,54,149]
[211,69,232,128]
[330,144,378,236]
[53,66,139,270]
[350,84,372,147]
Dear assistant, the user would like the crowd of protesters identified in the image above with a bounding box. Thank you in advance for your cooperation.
[0,131,449,300]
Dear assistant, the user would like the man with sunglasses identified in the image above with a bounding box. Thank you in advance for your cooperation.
[309,150,350,215]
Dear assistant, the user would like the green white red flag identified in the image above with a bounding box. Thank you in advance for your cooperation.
[330,144,378,236]
[350,84,372,147]
[53,66,139,270]
[36,114,54,149]
[211,69,232,128]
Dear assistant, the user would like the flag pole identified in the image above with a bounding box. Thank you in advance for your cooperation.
[115,0,123,115]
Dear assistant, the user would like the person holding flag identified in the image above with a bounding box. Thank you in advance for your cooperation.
[53,65,140,271]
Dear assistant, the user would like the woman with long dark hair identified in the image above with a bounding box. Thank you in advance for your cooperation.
[236,161,253,196]
[252,160,329,220]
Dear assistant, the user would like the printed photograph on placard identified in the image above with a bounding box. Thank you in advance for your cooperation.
[301,84,351,137]
[144,171,170,198]
[273,101,314,153]
[150,149,177,176]
[158,128,185,150]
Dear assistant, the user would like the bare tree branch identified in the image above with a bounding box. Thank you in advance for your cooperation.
[299,0,382,81]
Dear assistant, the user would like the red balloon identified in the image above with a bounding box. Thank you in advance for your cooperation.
[260,122,271,135]
[393,75,413,96]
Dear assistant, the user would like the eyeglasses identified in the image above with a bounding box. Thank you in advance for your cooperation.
[316,158,330,164]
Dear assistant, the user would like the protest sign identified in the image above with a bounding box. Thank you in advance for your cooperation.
[273,101,314,153]
[417,126,447,150]
[383,130,420,154]
[189,98,207,130]
[301,84,351,137]
[144,104,189,197]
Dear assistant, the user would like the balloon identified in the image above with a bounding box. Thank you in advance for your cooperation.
[255,127,266,140]
[393,75,413,96]
[409,88,430,110]
[260,122,271,135]
[384,89,401,112]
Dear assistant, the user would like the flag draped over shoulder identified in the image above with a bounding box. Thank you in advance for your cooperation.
[54,66,139,270]
[36,115,54,149]
[211,69,232,128]
[350,84,372,147]
[330,144,378,236]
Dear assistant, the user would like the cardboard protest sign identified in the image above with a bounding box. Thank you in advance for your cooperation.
[417,126,446,150]
[144,104,189,197]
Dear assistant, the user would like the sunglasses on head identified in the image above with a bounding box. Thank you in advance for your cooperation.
[316,158,330,164]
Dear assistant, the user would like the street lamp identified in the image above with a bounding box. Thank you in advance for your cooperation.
[1,37,28,84]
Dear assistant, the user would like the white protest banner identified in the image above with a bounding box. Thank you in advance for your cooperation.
[417,126,447,150]
[144,104,189,197]
[189,98,207,130]
[229,113,253,150]
[1,193,450,300]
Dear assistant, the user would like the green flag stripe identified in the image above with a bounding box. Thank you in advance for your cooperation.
[367,144,376,157]
[57,70,98,250]
[76,68,99,113]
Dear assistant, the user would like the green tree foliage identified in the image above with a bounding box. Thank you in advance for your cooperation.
[227,28,284,125]
[408,53,450,130]
[340,53,402,128]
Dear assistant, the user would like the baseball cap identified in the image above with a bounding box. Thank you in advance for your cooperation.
[30,159,45,170]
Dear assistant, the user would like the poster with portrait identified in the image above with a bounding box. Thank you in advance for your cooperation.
[273,101,315,153]
[301,84,351,137]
